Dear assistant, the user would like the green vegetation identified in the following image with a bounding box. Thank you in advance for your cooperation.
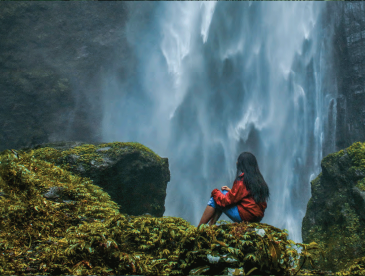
[0,147,326,275]
[99,141,162,163]
[303,141,365,273]
[338,256,365,276]
[348,142,365,192]
[20,141,163,174]
[1,142,364,275]
[310,173,321,191]
[347,142,365,169]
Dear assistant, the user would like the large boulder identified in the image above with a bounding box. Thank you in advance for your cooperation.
[302,141,365,272]
[18,141,170,217]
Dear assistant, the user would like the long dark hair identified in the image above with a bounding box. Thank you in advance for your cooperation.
[236,152,270,203]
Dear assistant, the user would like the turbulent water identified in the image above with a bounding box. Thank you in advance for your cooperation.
[102,1,334,243]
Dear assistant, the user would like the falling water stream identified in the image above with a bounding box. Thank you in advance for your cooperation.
[102,1,334,243]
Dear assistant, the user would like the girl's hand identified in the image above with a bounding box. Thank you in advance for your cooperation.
[221,186,231,192]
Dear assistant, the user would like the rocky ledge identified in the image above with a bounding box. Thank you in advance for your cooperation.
[302,141,365,273]
[18,141,170,217]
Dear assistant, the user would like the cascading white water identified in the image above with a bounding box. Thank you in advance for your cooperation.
[102,1,332,243]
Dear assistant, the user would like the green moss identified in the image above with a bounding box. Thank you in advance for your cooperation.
[308,200,364,271]
[334,149,345,158]
[347,142,365,192]
[29,147,61,164]
[355,178,365,191]
[22,142,163,174]
[311,173,322,189]
[321,149,344,172]
[0,149,122,274]
[0,148,325,275]
[321,153,339,173]
[337,256,365,276]
[347,142,365,169]
[303,142,365,273]
[99,141,162,163]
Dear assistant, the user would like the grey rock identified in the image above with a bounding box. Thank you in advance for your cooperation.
[96,147,111,152]
[43,186,65,199]
[207,254,220,264]
[353,186,365,202]
[255,228,266,237]
[31,141,170,218]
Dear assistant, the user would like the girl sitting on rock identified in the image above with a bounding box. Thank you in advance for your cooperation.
[198,152,270,228]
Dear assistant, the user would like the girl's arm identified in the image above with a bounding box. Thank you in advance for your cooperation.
[221,186,231,191]
[211,180,249,207]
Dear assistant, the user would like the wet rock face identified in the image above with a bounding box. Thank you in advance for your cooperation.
[25,141,170,217]
[329,2,365,150]
[1,1,364,158]
[302,141,365,272]
[0,2,133,152]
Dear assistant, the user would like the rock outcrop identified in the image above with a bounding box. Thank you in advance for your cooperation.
[302,141,365,272]
[18,141,170,217]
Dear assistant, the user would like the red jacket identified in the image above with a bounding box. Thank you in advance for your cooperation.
[211,172,267,222]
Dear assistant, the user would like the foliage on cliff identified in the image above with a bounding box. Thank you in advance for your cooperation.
[302,141,365,273]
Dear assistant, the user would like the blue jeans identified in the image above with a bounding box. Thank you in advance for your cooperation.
[207,190,242,223]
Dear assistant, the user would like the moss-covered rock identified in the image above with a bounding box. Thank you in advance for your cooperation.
[17,141,170,218]
[0,144,329,276]
[302,141,365,272]
[337,256,365,276]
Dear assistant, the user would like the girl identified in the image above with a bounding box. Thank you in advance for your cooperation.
[198,152,269,228]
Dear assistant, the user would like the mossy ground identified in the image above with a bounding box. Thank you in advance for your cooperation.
[0,144,363,275]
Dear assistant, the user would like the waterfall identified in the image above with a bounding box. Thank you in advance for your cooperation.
[102,1,332,243]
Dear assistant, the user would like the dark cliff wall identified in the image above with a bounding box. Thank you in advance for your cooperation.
[0,2,134,152]
[0,2,364,154]
[320,3,338,158]
[330,2,365,151]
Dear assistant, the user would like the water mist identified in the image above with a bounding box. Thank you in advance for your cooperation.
[102,1,334,243]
